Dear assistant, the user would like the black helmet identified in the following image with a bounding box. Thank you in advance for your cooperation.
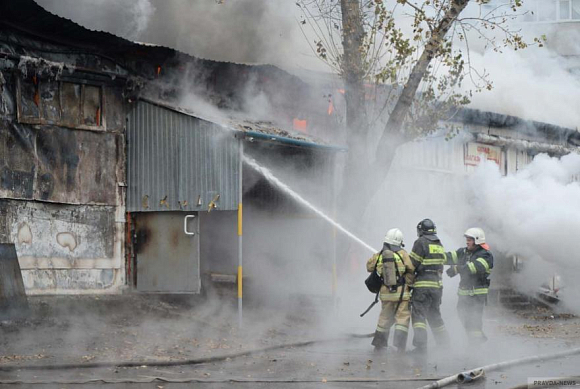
[417,218,437,236]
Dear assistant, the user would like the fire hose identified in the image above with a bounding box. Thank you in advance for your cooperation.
[0,377,442,385]
[416,347,580,389]
[0,333,373,372]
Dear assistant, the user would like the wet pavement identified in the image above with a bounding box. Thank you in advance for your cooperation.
[1,339,579,388]
[1,295,579,388]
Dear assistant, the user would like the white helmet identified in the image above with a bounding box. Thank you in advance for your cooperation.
[384,228,404,247]
[464,227,486,245]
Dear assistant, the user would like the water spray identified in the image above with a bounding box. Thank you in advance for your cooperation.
[243,155,376,253]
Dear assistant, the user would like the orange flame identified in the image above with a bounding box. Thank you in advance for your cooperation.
[327,100,334,115]
[293,118,307,133]
[96,107,101,126]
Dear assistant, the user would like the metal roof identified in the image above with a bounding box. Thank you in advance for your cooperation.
[142,99,346,151]
[449,108,580,147]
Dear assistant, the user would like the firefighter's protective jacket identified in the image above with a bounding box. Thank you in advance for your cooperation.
[366,248,415,301]
[409,235,446,289]
[445,245,494,295]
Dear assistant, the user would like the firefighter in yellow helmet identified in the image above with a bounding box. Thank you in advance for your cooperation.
[366,228,415,352]
[445,227,494,344]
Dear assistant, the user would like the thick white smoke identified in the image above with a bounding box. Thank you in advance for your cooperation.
[34,0,321,70]
[467,153,580,310]
[465,47,580,128]
[36,0,155,41]
[126,0,155,40]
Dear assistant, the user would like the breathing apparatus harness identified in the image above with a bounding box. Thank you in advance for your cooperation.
[360,248,406,317]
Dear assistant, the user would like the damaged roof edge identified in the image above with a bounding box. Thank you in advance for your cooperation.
[449,107,580,144]
[0,0,311,80]
[243,131,347,152]
[137,98,346,152]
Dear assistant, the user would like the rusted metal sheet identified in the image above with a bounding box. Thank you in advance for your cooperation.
[134,212,200,293]
[126,100,240,212]
[0,119,120,205]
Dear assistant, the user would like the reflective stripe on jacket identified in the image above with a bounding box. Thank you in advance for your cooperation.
[445,245,494,295]
[409,235,445,288]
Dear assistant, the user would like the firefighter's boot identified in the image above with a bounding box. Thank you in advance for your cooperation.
[393,325,409,352]
[371,330,388,351]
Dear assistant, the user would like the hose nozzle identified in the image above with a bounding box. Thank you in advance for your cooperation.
[457,368,485,384]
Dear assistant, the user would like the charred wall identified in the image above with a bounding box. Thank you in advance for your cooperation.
[0,36,127,294]
[0,120,122,204]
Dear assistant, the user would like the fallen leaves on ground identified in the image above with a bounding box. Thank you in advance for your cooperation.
[0,354,48,362]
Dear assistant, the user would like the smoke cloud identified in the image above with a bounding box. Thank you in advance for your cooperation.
[34,0,322,71]
[35,0,155,41]
[467,154,580,310]
[464,47,580,129]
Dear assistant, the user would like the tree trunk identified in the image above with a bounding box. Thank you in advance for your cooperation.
[338,0,370,223]
[335,0,470,250]
[373,0,469,171]
[340,0,367,136]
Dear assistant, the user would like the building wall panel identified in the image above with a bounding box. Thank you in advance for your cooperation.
[0,119,120,205]
[0,199,124,294]
[127,100,240,212]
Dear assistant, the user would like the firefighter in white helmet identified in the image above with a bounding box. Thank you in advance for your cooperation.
[445,227,494,344]
[366,228,415,352]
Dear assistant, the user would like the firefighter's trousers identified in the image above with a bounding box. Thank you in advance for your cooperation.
[411,287,449,349]
[457,294,487,343]
[371,299,411,350]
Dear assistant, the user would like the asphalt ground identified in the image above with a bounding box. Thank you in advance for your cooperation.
[1,327,579,388]
[1,295,579,388]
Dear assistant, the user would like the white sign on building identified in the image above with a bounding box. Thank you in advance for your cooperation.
[465,142,502,168]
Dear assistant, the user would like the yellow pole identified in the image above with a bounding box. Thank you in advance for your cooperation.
[237,141,243,328]
[332,226,337,299]
[331,155,338,310]
[238,203,243,302]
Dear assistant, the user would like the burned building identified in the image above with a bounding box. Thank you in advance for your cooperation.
[4,0,573,302]
[0,0,341,296]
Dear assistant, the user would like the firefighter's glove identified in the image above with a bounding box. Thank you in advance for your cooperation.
[446,265,458,278]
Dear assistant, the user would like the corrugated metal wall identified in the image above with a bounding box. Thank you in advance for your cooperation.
[393,136,465,174]
[127,100,240,212]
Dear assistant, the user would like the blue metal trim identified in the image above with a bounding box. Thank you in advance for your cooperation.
[244,131,347,152]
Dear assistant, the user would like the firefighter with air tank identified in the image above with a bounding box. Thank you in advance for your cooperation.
[445,227,494,344]
[366,228,415,352]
